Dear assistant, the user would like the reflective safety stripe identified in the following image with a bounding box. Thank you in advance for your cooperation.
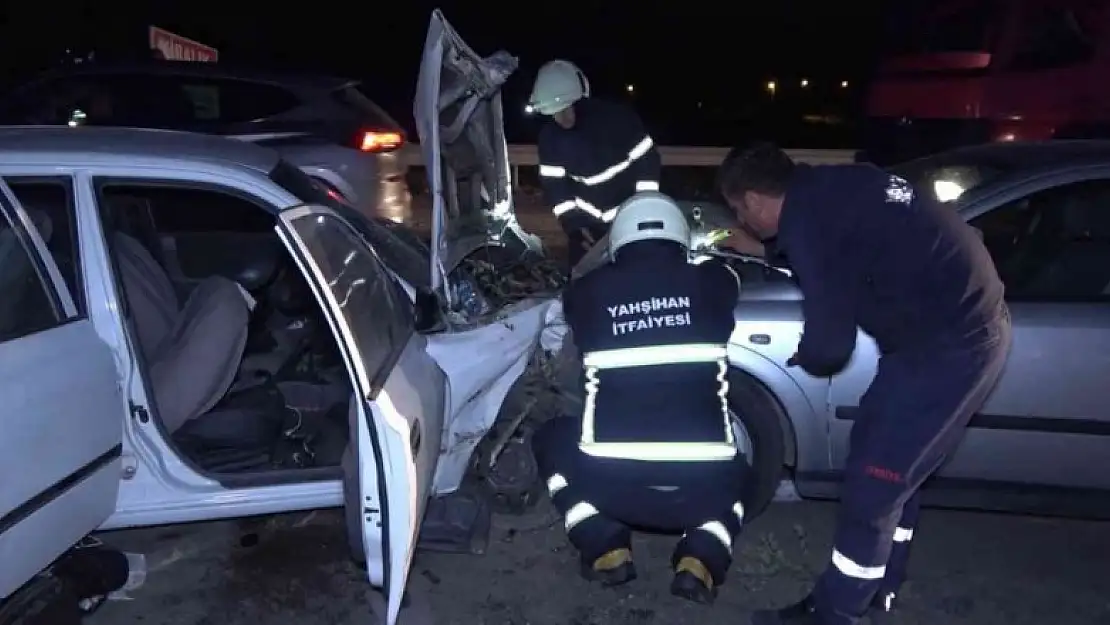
[831,549,887,580]
[583,344,727,368]
[580,343,735,462]
[635,180,660,192]
[567,135,656,187]
[565,501,598,531]
[893,527,913,543]
[547,473,568,496]
[552,197,618,223]
[698,520,733,553]
[732,501,745,524]
[540,164,567,178]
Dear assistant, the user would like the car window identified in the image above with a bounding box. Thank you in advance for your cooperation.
[882,0,999,57]
[176,78,302,123]
[6,178,85,315]
[969,179,1110,302]
[100,184,274,234]
[331,84,400,129]
[285,210,413,388]
[1007,6,1097,71]
[270,160,431,289]
[0,74,301,128]
[0,206,63,342]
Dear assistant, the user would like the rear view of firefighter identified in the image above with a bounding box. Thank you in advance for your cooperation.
[531,192,746,604]
[529,59,662,270]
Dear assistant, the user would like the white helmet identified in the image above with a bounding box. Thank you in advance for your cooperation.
[609,192,690,257]
[528,60,590,115]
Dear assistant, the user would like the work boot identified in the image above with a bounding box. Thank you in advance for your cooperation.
[579,548,636,587]
[670,556,717,604]
[750,595,823,625]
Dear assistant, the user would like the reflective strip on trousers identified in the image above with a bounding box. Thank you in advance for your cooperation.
[579,343,735,462]
[893,527,913,543]
[547,473,568,496]
[551,198,618,222]
[539,135,655,187]
[565,501,599,531]
[831,549,887,580]
[695,520,733,554]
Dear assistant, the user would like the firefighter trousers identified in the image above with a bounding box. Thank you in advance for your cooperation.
[813,313,1011,625]
[532,416,748,586]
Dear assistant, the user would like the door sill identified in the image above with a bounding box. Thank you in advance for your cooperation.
[209,465,343,489]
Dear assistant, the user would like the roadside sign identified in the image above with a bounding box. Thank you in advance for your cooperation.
[149,26,219,63]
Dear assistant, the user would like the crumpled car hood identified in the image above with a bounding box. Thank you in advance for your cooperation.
[415,9,521,302]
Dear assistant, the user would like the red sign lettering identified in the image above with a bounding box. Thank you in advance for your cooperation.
[148,26,219,63]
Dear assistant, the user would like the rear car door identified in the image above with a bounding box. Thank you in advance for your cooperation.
[0,176,126,600]
[274,205,445,625]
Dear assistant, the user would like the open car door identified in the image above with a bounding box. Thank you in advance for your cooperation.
[275,205,445,625]
[0,179,126,601]
[415,9,540,307]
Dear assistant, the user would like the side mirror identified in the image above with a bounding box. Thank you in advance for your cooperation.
[413,288,445,334]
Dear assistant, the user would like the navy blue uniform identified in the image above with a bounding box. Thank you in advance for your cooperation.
[537,98,661,268]
[531,240,746,587]
[777,164,1011,624]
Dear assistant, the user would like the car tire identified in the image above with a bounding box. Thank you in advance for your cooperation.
[727,370,789,520]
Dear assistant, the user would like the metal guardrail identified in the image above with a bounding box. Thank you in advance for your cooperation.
[400,144,857,168]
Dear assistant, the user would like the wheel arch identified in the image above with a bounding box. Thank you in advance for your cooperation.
[727,343,830,474]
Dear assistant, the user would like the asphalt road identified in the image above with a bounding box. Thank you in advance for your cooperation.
[90,499,1110,625]
[88,195,1110,624]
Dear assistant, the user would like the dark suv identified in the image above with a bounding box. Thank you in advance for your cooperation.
[0,60,412,222]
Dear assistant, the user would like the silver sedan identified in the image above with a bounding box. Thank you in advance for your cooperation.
[706,141,1110,520]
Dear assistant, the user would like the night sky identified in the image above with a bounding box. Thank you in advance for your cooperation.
[2,0,893,145]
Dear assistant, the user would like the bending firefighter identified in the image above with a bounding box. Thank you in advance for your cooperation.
[531,192,746,604]
[529,59,662,269]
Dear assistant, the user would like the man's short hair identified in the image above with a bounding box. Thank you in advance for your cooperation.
[716,141,796,200]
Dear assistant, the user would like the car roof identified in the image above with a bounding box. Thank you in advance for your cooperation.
[28,60,355,92]
[0,126,281,172]
[900,140,1110,173]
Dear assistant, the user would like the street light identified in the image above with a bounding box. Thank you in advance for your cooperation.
[840,80,849,88]
[800,78,809,88]
[626,84,635,93]
[766,80,777,95]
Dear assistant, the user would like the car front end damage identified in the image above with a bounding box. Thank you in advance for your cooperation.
[407,9,572,544]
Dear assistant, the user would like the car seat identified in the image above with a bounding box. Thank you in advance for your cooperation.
[112,232,251,432]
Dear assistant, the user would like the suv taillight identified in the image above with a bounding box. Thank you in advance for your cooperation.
[359,130,404,153]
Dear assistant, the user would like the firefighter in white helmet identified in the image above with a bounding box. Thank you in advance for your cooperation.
[531,192,747,604]
[528,59,661,271]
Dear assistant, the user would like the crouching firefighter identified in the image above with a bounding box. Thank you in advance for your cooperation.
[528,59,662,271]
[531,192,747,604]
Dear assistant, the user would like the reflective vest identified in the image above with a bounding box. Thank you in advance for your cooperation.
[579,342,736,462]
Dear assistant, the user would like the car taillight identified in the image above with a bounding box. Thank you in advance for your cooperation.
[359,130,404,153]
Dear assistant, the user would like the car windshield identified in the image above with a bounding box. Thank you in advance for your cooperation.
[269,160,430,289]
[889,157,1007,204]
[881,0,999,58]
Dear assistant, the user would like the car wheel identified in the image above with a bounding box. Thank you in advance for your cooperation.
[727,370,788,520]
